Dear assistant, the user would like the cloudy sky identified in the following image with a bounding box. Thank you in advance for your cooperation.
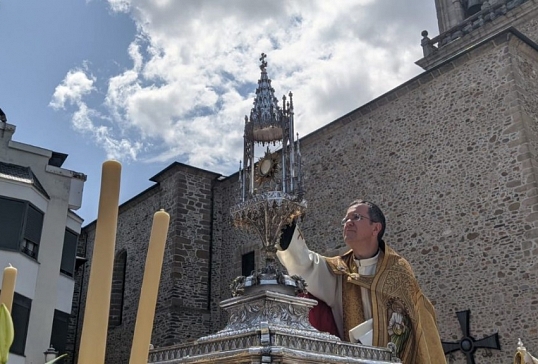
[0,0,439,224]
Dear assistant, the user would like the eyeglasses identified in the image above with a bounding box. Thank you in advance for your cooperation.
[341,213,373,225]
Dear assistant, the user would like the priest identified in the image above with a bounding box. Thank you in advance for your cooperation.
[277,199,446,363]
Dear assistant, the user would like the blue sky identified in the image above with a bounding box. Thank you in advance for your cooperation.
[0,0,438,225]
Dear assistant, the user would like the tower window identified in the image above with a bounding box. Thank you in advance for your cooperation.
[109,250,127,327]
[241,251,255,277]
[465,0,484,18]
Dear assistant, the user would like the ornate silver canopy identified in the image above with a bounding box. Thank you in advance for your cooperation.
[240,53,304,198]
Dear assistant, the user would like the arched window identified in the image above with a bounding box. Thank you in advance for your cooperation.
[109,250,127,326]
[464,0,483,18]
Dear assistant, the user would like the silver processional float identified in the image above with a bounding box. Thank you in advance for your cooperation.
[148,54,400,363]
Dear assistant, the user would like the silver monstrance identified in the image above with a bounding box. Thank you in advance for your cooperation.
[230,53,307,296]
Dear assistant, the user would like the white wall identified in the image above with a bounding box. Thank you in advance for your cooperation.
[7,353,25,364]
[0,251,38,300]
[0,179,48,213]
[56,274,75,314]
[0,122,86,364]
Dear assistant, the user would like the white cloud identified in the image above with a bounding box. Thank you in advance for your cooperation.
[107,0,130,13]
[49,69,96,109]
[50,68,143,161]
[51,0,438,175]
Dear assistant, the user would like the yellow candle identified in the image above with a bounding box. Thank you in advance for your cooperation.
[78,160,121,364]
[129,209,170,364]
[0,265,17,312]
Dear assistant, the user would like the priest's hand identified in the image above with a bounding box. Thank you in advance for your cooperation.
[277,221,296,251]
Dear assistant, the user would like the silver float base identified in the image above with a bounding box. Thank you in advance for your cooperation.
[148,288,401,363]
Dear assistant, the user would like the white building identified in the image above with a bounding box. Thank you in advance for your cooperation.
[0,112,86,364]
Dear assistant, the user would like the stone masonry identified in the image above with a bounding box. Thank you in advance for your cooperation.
[70,4,538,364]
[70,163,220,364]
[211,29,538,364]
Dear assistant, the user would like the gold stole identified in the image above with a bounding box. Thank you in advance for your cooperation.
[341,253,364,342]
[325,250,385,343]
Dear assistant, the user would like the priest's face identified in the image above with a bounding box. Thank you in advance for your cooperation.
[342,203,380,259]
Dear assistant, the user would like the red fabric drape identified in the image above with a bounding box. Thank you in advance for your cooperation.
[300,292,341,339]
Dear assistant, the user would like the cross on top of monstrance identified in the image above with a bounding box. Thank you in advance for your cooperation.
[230,53,307,297]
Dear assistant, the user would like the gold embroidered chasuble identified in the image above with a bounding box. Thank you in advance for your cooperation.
[326,245,446,364]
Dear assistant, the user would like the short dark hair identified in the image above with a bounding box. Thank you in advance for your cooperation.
[349,199,386,244]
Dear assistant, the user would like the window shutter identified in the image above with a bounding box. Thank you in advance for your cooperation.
[0,197,25,251]
[50,309,70,363]
[60,230,78,276]
[10,293,32,355]
[24,204,44,244]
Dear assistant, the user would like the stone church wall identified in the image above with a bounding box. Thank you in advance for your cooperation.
[512,2,538,44]
[72,164,219,364]
[212,32,538,364]
[514,32,538,173]
[70,13,538,364]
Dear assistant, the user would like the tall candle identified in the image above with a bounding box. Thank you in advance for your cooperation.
[129,210,170,364]
[0,265,17,312]
[78,160,121,364]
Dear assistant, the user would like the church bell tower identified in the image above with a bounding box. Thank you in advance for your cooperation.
[435,0,492,33]
[419,0,537,70]
[434,0,465,33]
